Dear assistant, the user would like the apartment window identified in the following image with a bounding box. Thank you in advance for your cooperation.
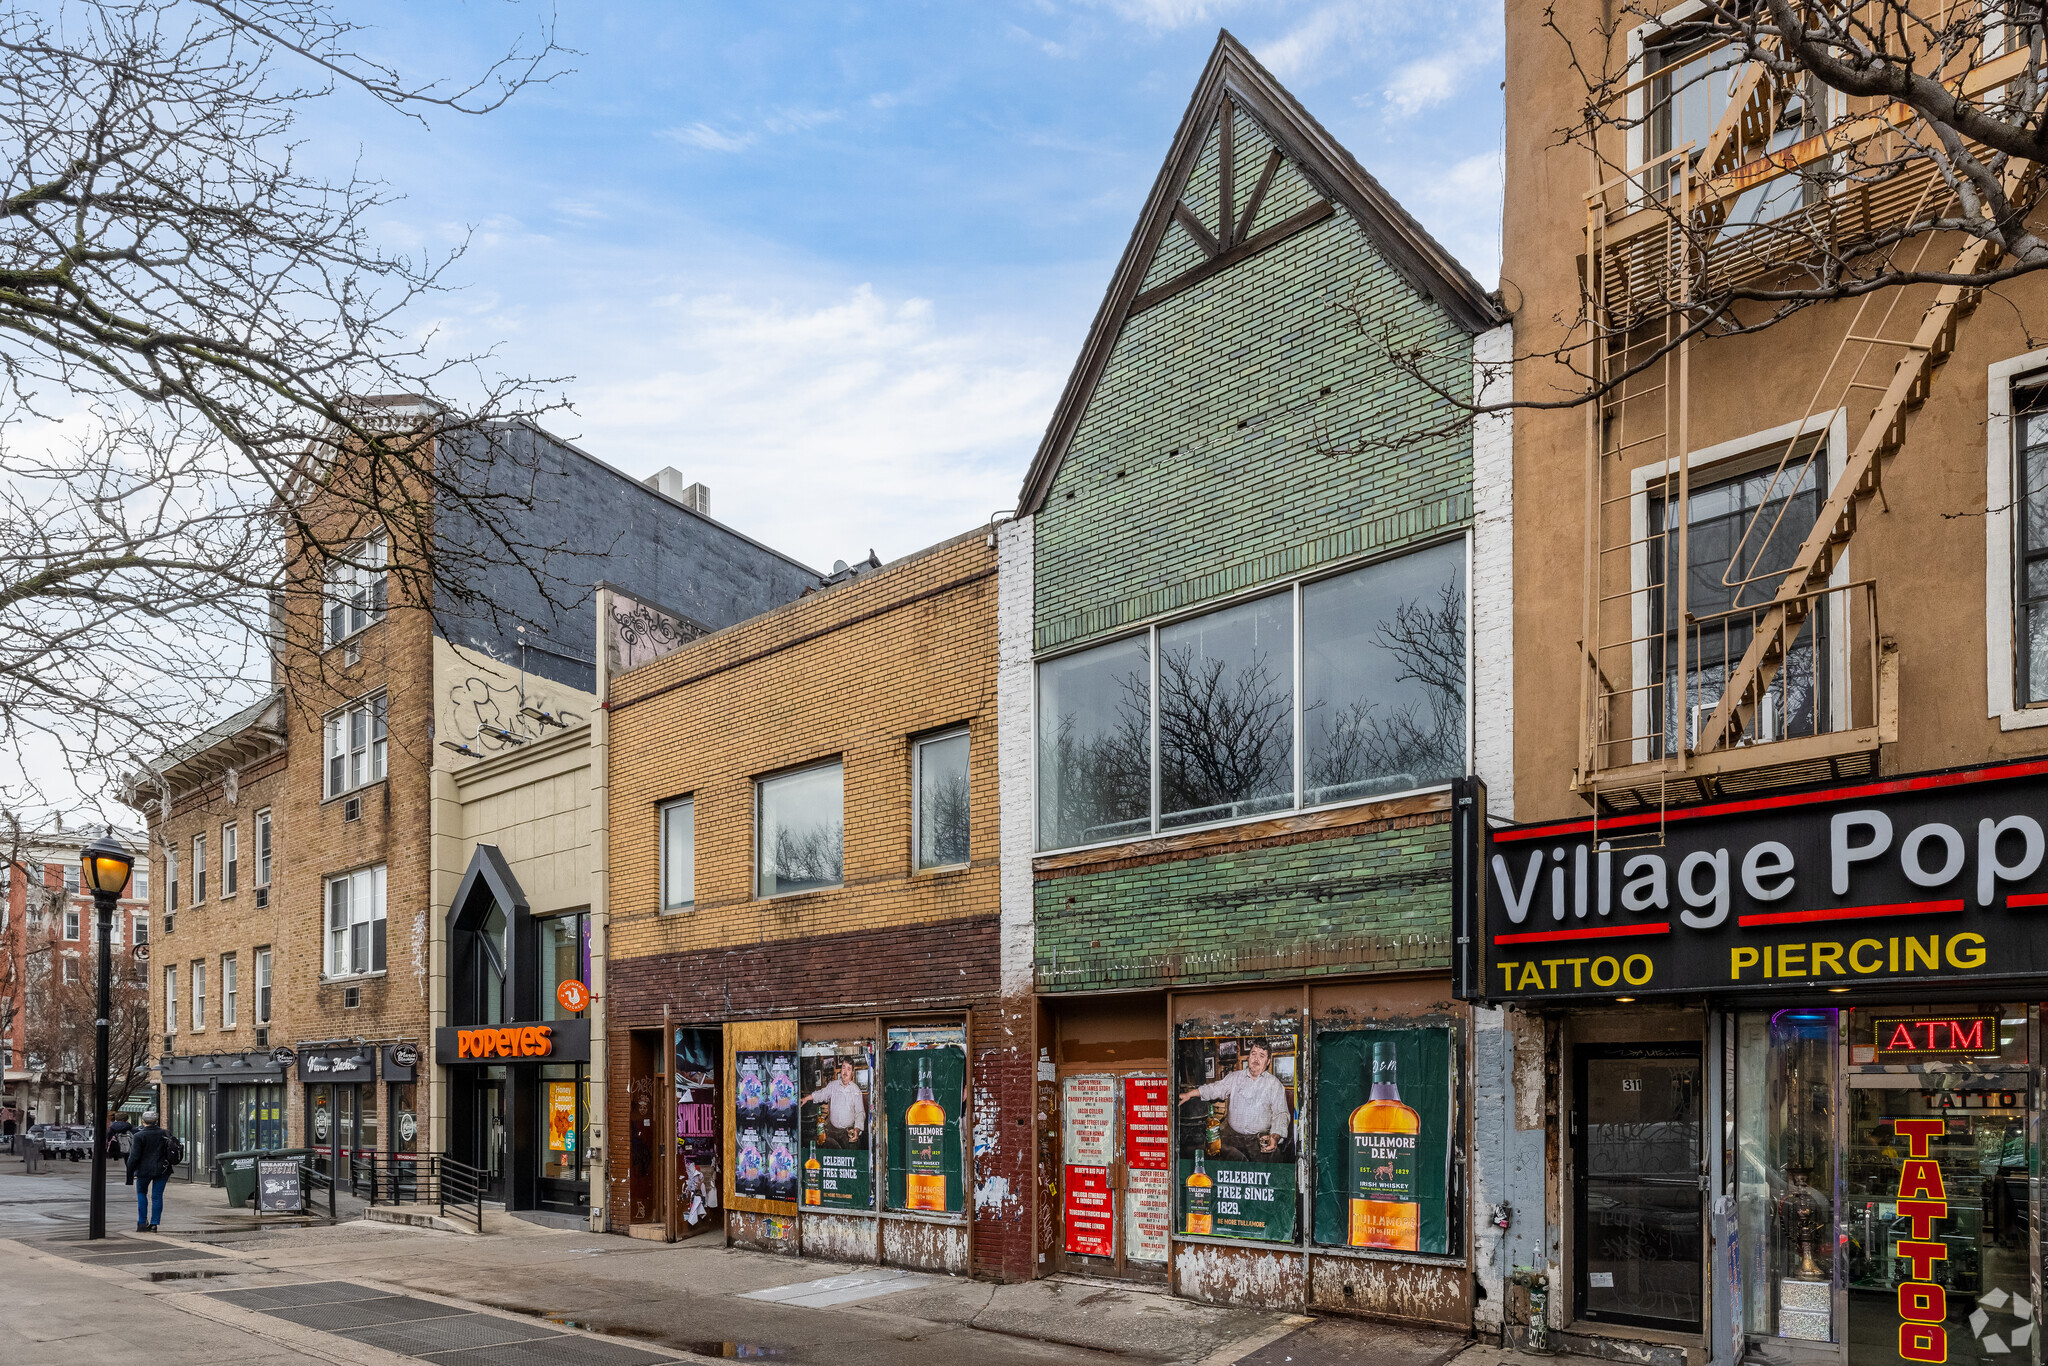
[222,823,238,896]
[325,693,389,797]
[193,833,207,903]
[756,762,844,897]
[165,966,177,1033]
[62,956,79,985]
[660,797,696,910]
[133,911,148,945]
[325,865,387,977]
[2017,386,2048,705]
[132,869,146,900]
[168,850,178,911]
[63,863,78,893]
[324,531,389,647]
[1648,450,1826,754]
[1643,19,1817,223]
[191,959,206,1031]
[255,809,272,886]
[63,902,78,941]
[913,730,971,870]
[222,954,237,1029]
[1036,539,1468,851]
[255,947,272,1024]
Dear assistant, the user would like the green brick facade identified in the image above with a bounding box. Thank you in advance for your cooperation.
[1028,95,1484,995]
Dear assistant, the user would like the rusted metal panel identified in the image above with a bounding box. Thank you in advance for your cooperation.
[1308,1253,1468,1328]
[728,1210,800,1256]
[801,1212,878,1264]
[1171,1241,1305,1310]
[881,1218,969,1274]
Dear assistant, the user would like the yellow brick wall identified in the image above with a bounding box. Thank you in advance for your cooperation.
[607,531,999,962]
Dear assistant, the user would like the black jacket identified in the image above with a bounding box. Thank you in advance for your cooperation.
[126,1125,172,1181]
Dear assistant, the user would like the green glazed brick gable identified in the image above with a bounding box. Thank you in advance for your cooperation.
[1034,159,1476,654]
[1033,819,1453,993]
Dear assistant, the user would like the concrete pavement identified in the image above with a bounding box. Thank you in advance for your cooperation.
[0,1151,1560,1366]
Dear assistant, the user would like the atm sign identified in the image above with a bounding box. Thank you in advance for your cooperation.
[1873,1015,1998,1055]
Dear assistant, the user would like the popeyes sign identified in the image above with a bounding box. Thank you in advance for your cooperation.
[1459,759,2048,1001]
[456,1025,554,1059]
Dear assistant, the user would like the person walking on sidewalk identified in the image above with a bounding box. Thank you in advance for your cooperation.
[126,1110,178,1232]
[107,1110,132,1158]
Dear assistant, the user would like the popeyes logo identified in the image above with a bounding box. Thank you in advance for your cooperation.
[456,1025,554,1059]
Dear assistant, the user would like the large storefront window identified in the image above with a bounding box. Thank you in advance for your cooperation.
[225,1084,284,1150]
[540,912,591,1021]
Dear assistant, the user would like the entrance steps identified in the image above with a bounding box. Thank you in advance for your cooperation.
[363,1204,479,1235]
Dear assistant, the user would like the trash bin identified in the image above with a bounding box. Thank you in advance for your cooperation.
[219,1148,312,1207]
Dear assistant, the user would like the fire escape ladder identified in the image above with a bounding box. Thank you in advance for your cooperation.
[1692,219,2011,755]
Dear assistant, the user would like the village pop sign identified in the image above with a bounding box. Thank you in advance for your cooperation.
[1459,760,2048,1001]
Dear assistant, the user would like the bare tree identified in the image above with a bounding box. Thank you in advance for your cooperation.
[0,0,577,813]
[1305,583,1468,798]
[1157,645,1293,821]
[1368,0,2048,411]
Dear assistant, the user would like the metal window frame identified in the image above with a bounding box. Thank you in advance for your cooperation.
[911,726,972,873]
[752,757,847,900]
[657,795,696,911]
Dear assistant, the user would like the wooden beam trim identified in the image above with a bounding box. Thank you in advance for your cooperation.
[1133,200,1334,314]
[1218,96,1236,249]
[1173,201,1221,259]
[1238,148,1282,245]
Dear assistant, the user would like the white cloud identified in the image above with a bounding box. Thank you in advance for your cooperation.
[1258,2,1378,80]
[1391,147,1503,287]
[1079,0,1245,28]
[1381,33,1501,115]
[658,122,757,153]
[763,106,843,135]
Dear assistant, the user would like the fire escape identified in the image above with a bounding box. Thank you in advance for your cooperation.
[1576,38,2039,812]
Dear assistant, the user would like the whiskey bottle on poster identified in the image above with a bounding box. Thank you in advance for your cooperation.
[1185,1150,1214,1235]
[1205,1101,1225,1157]
[1349,1041,1422,1250]
[803,1148,823,1205]
[905,1056,948,1211]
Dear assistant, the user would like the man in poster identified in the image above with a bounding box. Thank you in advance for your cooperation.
[1180,1042,1291,1161]
[806,1059,865,1148]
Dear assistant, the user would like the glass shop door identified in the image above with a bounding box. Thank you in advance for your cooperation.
[1573,1044,1706,1333]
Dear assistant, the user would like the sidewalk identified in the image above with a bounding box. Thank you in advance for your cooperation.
[0,1150,1561,1366]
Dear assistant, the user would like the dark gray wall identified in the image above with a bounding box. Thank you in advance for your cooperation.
[434,422,820,693]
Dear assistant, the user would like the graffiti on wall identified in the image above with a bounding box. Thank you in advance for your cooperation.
[444,668,587,756]
[605,589,709,677]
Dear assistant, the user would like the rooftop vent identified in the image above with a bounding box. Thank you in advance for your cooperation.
[645,467,710,514]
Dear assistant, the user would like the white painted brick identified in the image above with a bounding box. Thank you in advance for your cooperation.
[1471,322,1515,818]
[995,514,1036,1000]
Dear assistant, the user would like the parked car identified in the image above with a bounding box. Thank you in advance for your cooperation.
[25,1123,85,1159]
[66,1125,97,1160]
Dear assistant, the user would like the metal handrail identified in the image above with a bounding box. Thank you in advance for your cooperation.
[435,1153,486,1234]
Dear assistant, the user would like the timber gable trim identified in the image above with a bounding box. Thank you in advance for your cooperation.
[1017,29,1501,516]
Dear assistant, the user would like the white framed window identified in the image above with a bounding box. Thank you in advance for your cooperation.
[913,729,971,870]
[1035,537,1470,852]
[61,956,78,985]
[133,911,148,945]
[660,797,695,910]
[756,761,844,898]
[191,959,206,1032]
[255,947,272,1024]
[222,953,237,1029]
[1988,349,2048,730]
[164,965,177,1033]
[255,809,272,886]
[325,865,387,978]
[62,863,78,894]
[62,902,78,941]
[324,530,389,647]
[325,694,389,797]
[222,823,238,896]
[131,868,146,900]
[192,833,207,903]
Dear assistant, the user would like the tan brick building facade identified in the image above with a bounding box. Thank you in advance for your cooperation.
[603,530,1034,1279]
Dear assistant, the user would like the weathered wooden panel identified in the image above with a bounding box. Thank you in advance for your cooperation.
[728,1209,799,1255]
[801,1212,879,1264]
[1172,1240,1305,1309]
[881,1217,969,1274]
[1308,1252,1468,1328]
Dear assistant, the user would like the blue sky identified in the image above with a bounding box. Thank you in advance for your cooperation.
[332,1,1506,570]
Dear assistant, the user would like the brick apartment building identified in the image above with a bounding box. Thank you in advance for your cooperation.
[999,34,1509,1319]
[135,410,817,1192]
[601,529,1032,1279]
[0,822,151,1133]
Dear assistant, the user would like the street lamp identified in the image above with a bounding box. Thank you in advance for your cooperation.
[79,830,133,1241]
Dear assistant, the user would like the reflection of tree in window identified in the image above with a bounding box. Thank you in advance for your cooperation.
[1038,637,1151,849]
[1303,542,1467,805]
[917,733,970,869]
[1158,593,1293,829]
[758,764,844,895]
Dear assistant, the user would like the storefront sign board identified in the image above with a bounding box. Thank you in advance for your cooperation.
[1064,1164,1114,1257]
[1462,759,2048,1001]
[257,1158,302,1213]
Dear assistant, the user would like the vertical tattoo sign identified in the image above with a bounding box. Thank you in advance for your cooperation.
[1892,1118,1949,1363]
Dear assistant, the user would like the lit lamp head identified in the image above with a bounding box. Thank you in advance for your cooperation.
[79,831,134,899]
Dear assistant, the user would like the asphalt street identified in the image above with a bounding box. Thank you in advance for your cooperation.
[0,1153,1551,1366]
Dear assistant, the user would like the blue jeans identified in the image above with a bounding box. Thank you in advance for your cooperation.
[136,1174,168,1227]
